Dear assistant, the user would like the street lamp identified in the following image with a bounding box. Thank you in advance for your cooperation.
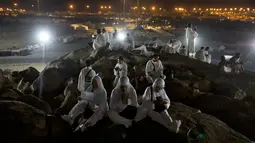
[37,30,51,64]
[38,31,51,43]
[152,6,155,11]
[86,5,90,8]
[69,5,74,9]
[14,3,18,6]
[101,6,104,9]
[109,6,111,9]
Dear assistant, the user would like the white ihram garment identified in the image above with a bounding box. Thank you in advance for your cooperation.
[63,76,109,127]
[108,78,139,128]
[186,28,198,56]
[134,86,180,132]
[113,62,128,87]
[145,60,165,83]
[166,40,182,54]
[195,49,206,62]
[77,67,96,92]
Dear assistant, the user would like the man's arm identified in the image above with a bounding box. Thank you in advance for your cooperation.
[145,61,153,76]
[77,70,85,92]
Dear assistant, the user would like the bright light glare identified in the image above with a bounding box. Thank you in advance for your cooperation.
[224,55,233,60]
[117,32,126,41]
[38,31,50,43]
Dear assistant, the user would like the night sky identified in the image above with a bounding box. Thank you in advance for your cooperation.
[1,0,255,11]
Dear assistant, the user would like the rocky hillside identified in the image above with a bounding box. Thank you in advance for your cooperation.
[0,47,255,143]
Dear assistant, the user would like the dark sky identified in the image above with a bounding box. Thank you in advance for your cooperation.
[1,0,255,11]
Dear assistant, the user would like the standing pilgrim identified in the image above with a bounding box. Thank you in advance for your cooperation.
[186,23,198,58]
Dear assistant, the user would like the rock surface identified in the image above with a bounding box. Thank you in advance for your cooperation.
[17,94,53,114]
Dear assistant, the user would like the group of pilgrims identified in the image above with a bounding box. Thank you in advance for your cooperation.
[61,55,182,133]
[60,22,245,134]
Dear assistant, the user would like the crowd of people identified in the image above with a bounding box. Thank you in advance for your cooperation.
[61,55,182,134]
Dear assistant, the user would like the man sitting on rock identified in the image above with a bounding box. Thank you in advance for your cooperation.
[78,59,96,92]
[134,78,182,133]
[179,46,187,56]
[113,56,128,87]
[123,33,135,51]
[91,29,107,58]
[148,36,165,53]
[195,47,205,62]
[145,54,166,84]
[62,76,109,132]
[108,76,143,128]
[229,53,244,74]
[204,47,211,64]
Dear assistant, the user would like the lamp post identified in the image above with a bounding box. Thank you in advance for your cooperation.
[136,0,140,26]
[123,0,126,21]
[37,0,40,12]
[38,30,51,63]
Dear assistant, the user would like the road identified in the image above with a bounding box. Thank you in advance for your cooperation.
[0,38,90,71]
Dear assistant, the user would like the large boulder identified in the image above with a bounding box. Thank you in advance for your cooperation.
[169,103,251,143]
[73,103,251,143]
[0,100,71,143]
[0,72,14,92]
[19,67,40,83]
[211,79,247,100]
[0,89,23,100]
[185,94,255,141]
[44,58,80,81]
[17,95,53,114]
[31,68,65,98]
[17,78,33,94]
[0,100,48,138]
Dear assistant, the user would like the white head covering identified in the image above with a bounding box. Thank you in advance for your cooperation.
[90,75,107,106]
[152,78,165,89]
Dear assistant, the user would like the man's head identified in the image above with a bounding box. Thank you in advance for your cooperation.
[126,33,130,37]
[85,59,92,67]
[187,23,192,28]
[152,54,160,62]
[97,29,101,34]
[235,53,240,58]
[114,29,117,32]
[205,47,209,51]
[200,47,204,50]
[182,46,185,49]
[118,56,124,64]
[119,76,130,92]
[152,78,165,93]
[102,28,106,33]
[220,56,225,61]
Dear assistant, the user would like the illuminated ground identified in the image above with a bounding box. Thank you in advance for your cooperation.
[0,38,90,71]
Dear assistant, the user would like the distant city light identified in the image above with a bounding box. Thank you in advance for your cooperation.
[86,5,90,8]
[14,3,18,6]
